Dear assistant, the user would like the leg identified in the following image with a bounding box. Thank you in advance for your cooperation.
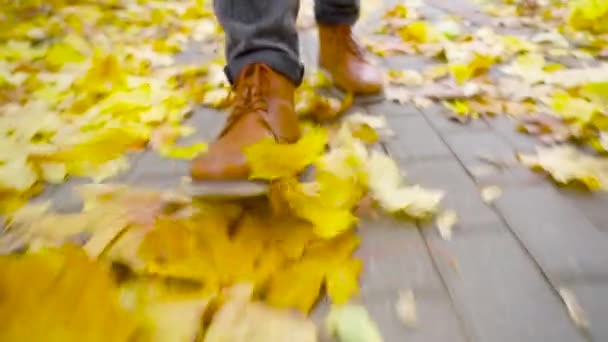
[189,0,303,196]
[215,0,304,85]
[315,0,383,99]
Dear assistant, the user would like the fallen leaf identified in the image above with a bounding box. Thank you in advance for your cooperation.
[518,145,608,190]
[245,127,328,180]
[0,246,139,342]
[436,210,458,240]
[206,284,318,342]
[367,151,443,218]
[326,304,383,342]
[395,289,418,328]
[480,185,502,204]
[159,142,208,160]
[558,288,590,330]
[325,258,363,305]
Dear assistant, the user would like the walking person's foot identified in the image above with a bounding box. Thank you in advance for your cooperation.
[188,64,300,197]
[318,24,384,103]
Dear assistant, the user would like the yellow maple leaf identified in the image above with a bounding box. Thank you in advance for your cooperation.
[244,126,328,180]
[0,157,37,192]
[159,142,208,160]
[138,218,219,284]
[551,92,599,123]
[279,177,358,239]
[325,258,363,304]
[52,127,146,166]
[207,284,317,342]
[0,246,139,342]
[120,278,212,342]
[265,259,326,313]
[326,304,383,342]
[399,22,431,43]
[45,42,86,71]
[518,145,608,190]
[266,232,360,312]
[367,151,443,218]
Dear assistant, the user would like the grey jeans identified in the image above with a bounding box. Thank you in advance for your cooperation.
[214,0,360,86]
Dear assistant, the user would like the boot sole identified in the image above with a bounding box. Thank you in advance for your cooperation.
[318,68,386,105]
[328,85,386,105]
[181,165,316,199]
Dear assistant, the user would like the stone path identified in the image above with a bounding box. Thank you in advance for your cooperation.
[41,0,608,341]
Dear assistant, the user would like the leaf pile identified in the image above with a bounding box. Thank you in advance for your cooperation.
[371,1,608,191]
[0,0,231,212]
[0,112,443,340]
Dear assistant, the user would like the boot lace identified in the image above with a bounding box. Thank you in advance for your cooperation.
[222,64,271,135]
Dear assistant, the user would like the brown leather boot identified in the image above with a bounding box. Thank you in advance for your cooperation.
[191,64,299,181]
[319,24,384,96]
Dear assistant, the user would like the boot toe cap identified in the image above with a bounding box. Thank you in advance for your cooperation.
[191,150,249,180]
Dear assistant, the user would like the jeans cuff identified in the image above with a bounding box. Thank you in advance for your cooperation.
[225,49,304,86]
[315,6,359,25]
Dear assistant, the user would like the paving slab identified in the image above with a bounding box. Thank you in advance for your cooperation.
[356,217,445,294]
[38,0,608,340]
[427,229,585,342]
[559,282,608,341]
[403,158,503,229]
[384,115,453,161]
[420,104,491,135]
[495,183,608,281]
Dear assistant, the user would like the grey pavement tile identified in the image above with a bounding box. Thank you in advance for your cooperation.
[381,55,434,71]
[299,29,318,67]
[442,130,517,168]
[125,108,224,183]
[465,161,545,188]
[183,107,226,142]
[126,172,184,191]
[48,178,92,213]
[366,101,420,117]
[420,104,491,134]
[495,183,608,281]
[384,115,452,161]
[488,116,539,154]
[560,282,608,341]
[440,128,543,185]
[404,158,503,229]
[557,188,608,234]
[356,217,445,294]
[48,152,140,213]
[174,40,220,64]
[362,290,468,342]
[126,150,190,182]
[311,272,468,342]
[421,219,508,243]
[428,229,585,342]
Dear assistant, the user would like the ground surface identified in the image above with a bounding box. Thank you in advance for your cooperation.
[35,0,608,341]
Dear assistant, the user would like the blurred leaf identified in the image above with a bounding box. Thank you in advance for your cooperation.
[326,304,383,342]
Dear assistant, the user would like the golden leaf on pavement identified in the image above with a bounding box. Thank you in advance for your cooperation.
[519,145,608,190]
[480,185,502,204]
[206,284,318,342]
[244,127,327,180]
[0,246,139,342]
[436,210,458,240]
[326,304,383,342]
[395,289,418,328]
[367,151,443,218]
